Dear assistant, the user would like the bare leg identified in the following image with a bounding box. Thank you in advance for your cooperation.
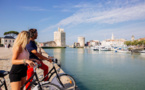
[10,81,21,90]
[21,77,27,88]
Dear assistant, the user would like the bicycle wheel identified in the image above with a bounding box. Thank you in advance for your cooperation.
[39,82,61,90]
[58,74,76,90]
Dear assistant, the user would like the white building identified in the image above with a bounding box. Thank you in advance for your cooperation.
[101,33,126,47]
[78,37,85,47]
[0,36,15,46]
[54,27,66,47]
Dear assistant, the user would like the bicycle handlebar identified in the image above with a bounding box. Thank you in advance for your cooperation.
[52,58,58,63]
[32,61,41,69]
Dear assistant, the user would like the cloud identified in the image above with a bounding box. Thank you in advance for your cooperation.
[43,2,145,32]
[22,6,47,11]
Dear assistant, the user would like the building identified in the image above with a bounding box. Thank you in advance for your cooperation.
[39,41,56,47]
[131,35,135,41]
[0,36,15,46]
[78,37,85,47]
[87,40,100,47]
[101,33,126,47]
[54,27,66,47]
[74,42,80,47]
[138,37,145,41]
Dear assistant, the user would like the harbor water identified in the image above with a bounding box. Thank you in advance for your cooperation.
[44,47,145,90]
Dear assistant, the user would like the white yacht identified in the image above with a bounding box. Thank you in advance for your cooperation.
[93,46,100,51]
[117,50,130,53]
[139,49,145,53]
[100,46,111,51]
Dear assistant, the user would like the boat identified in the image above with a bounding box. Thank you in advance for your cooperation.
[117,50,130,53]
[100,46,111,51]
[93,46,99,51]
[139,49,145,53]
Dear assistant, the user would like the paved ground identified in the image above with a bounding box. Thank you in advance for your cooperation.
[0,47,76,90]
[0,47,12,90]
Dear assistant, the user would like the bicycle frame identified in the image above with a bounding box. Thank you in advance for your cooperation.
[41,62,65,88]
[1,65,44,90]
[21,64,42,90]
[0,77,7,90]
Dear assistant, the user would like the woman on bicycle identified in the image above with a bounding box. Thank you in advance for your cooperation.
[9,31,38,90]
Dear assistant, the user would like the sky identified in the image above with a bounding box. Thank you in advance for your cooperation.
[0,0,145,45]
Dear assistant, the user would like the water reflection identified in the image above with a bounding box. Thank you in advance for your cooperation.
[44,48,145,90]
[53,48,65,61]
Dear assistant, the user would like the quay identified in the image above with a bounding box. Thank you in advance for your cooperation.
[0,47,76,90]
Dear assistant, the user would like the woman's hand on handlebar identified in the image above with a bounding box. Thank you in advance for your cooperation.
[32,59,41,64]
[26,60,36,68]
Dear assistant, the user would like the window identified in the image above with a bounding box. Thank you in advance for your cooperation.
[9,40,11,42]
[5,40,7,42]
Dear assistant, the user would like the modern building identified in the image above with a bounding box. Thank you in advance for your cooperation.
[54,27,66,47]
[78,37,85,47]
[0,36,15,46]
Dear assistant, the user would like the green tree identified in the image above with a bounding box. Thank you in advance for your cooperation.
[138,40,144,45]
[4,31,19,37]
[132,40,138,45]
[143,40,145,46]
[124,41,132,46]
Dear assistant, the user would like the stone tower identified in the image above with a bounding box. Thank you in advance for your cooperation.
[78,37,85,47]
[54,27,66,47]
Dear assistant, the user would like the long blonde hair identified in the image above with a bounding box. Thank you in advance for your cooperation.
[13,31,30,52]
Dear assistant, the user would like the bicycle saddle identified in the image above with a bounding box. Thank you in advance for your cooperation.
[0,70,9,77]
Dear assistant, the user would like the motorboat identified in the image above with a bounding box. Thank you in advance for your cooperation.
[117,49,130,53]
[93,46,99,51]
[100,46,111,51]
[139,49,145,53]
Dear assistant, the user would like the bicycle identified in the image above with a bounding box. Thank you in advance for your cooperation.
[39,58,77,90]
[0,62,61,90]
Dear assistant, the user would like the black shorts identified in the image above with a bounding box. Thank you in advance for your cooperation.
[9,65,27,82]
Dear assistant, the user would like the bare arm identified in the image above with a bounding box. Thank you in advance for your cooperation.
[12,46,35,67]
[31,49,52,62]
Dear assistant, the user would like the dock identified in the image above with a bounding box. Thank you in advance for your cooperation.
[0,47,77,90]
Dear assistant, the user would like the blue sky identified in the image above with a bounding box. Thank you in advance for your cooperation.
[0,0,145,45]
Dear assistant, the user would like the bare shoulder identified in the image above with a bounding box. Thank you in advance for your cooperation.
[13,45,22,53]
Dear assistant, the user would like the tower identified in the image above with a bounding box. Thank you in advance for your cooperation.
[111,33,114,40]
[78,37,85,47]
[131,35,135,41]
[54,27,66,47]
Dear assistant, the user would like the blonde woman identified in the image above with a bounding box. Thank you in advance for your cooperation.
[9,31,36,90]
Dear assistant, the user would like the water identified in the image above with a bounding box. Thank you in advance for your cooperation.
[44,47,145,90]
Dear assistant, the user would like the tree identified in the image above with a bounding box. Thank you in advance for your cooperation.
[4,31,19,37]
[124,41,132,46]
[132,40,138,46]
[138,40,144,46]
